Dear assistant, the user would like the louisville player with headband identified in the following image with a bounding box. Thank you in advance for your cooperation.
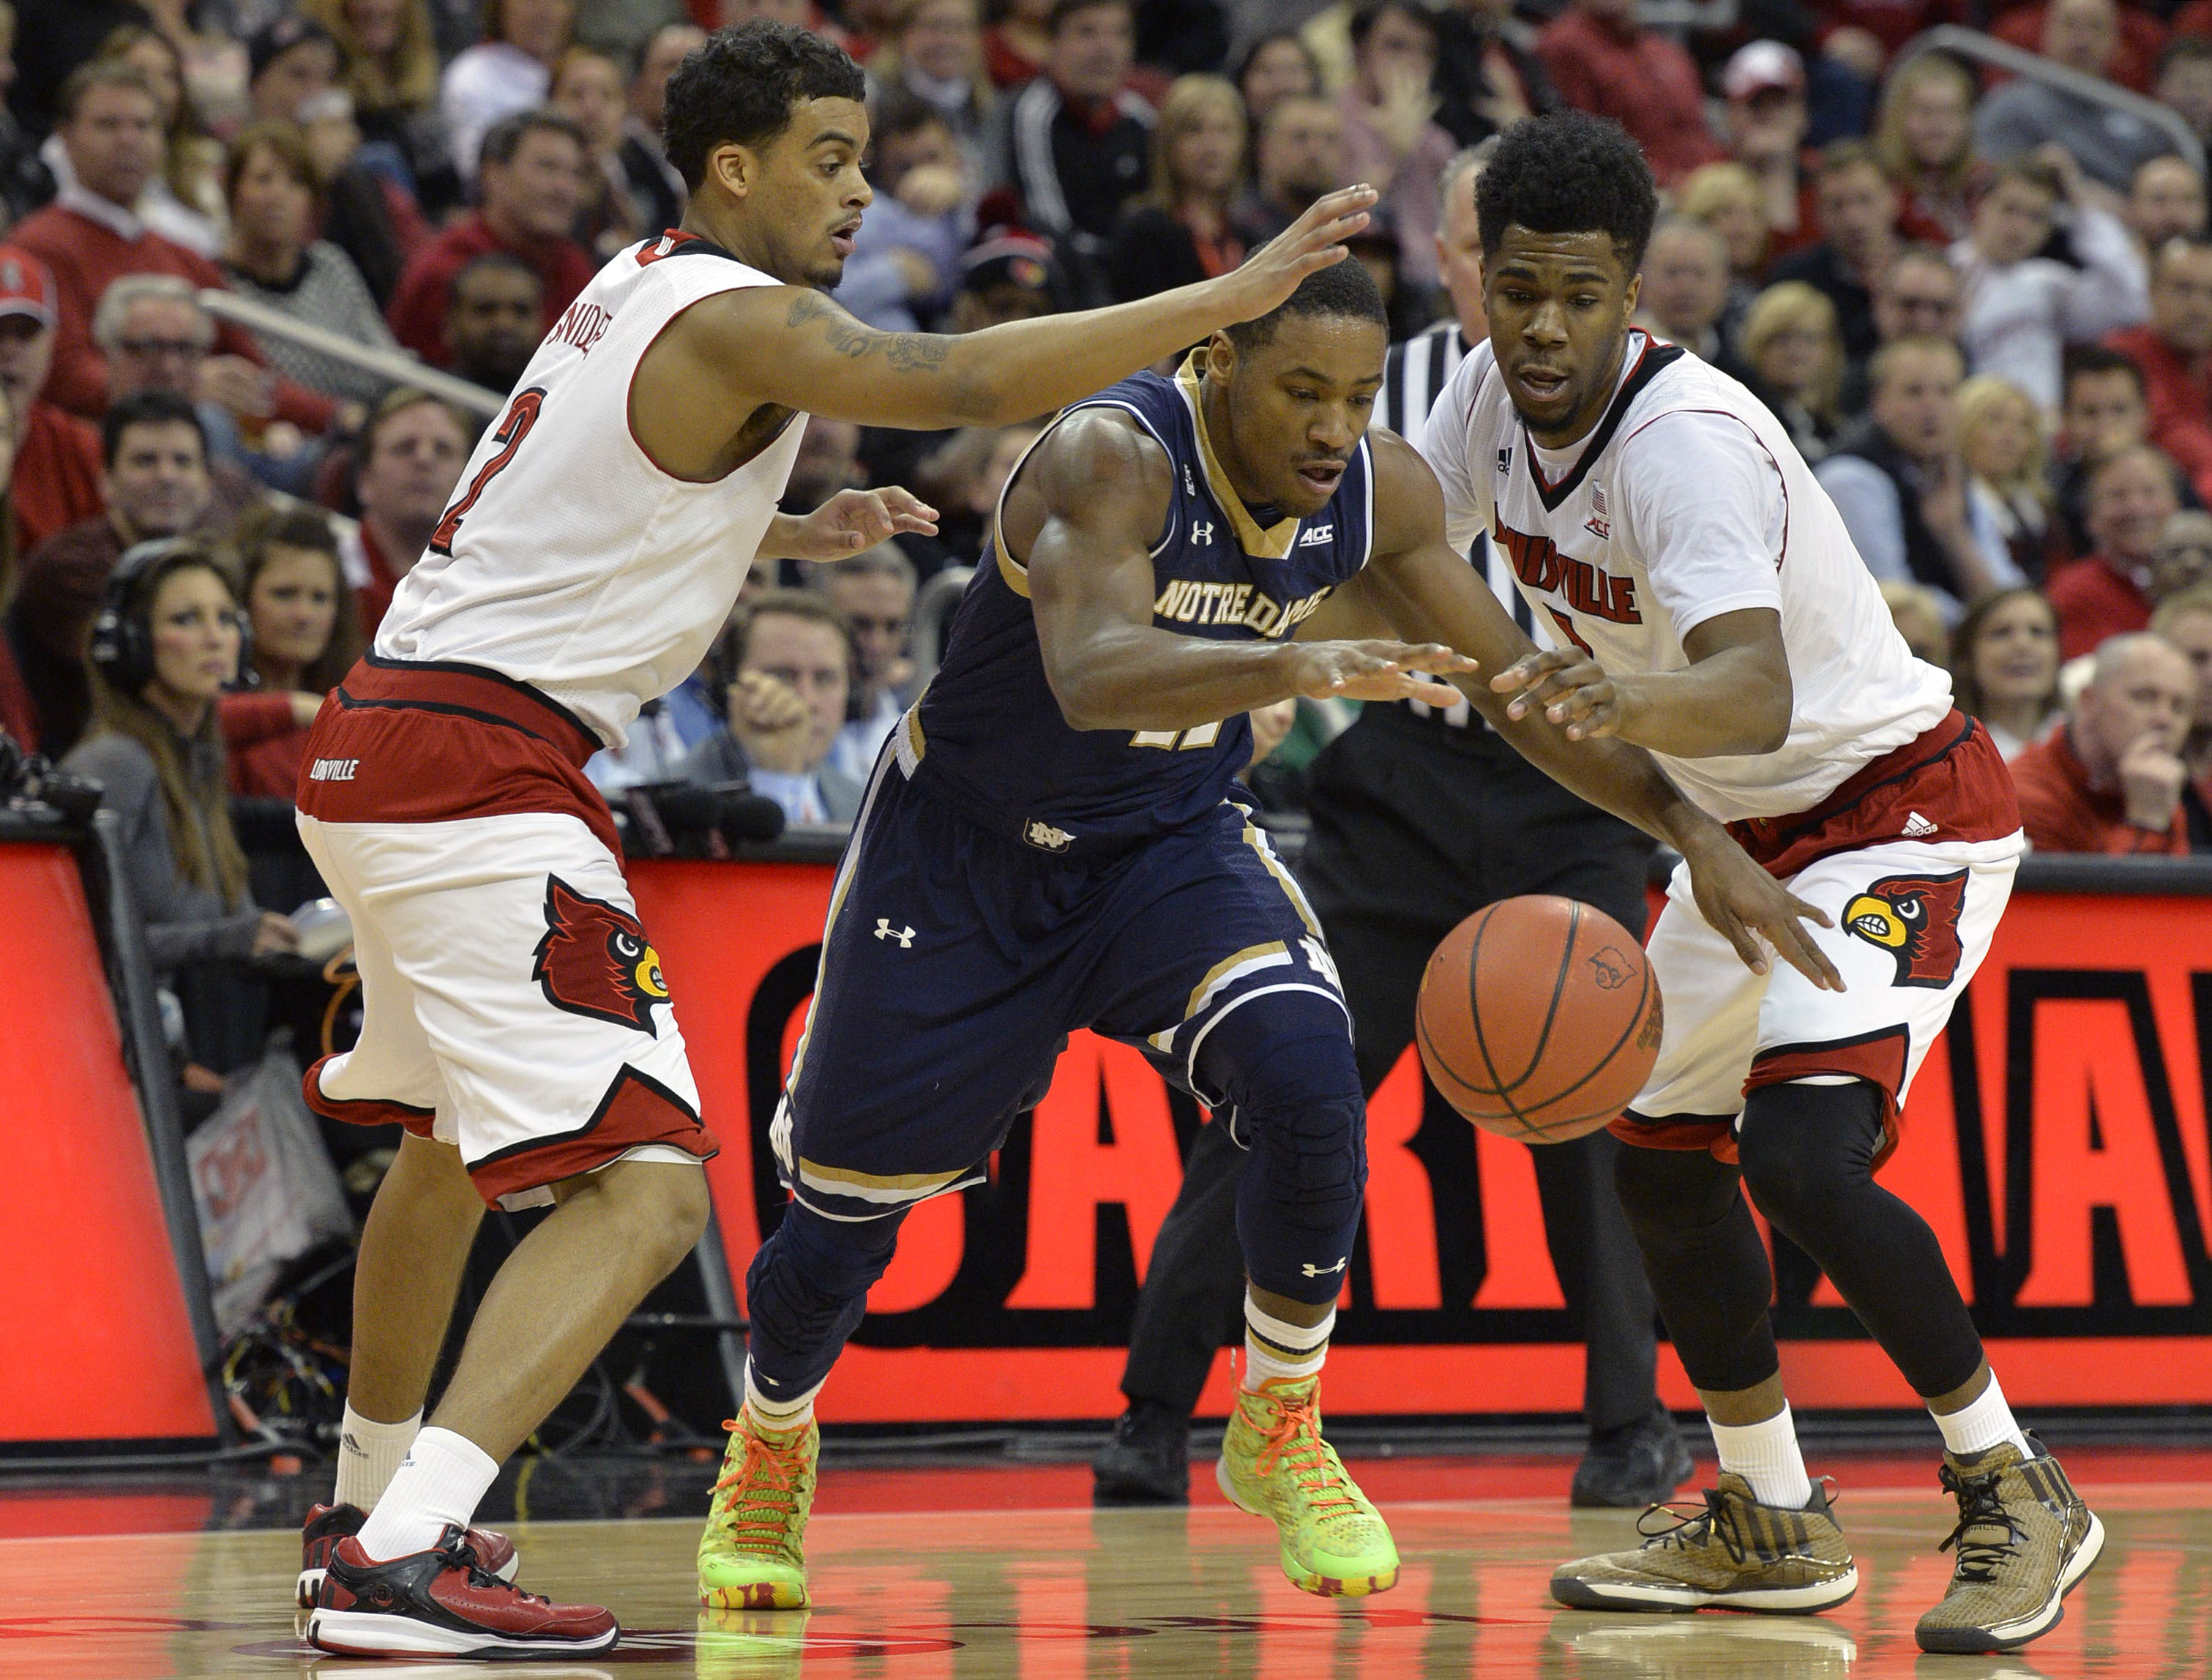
[1419,111,2099,1654]
[289,18,1400,1660]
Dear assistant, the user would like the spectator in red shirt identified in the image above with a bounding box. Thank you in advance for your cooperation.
[2011,631,2196,851]
[1721,41,1819,265]
[2106,236,2212,499]
[0,248,103,556]
[1533,0,1722,187]
[340,389,474,638]
[9,61,336,435]
[221,505,365,799]
[386,109,595,368]
[2048,443,2184,657]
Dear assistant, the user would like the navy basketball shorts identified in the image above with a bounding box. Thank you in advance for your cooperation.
[773,758,1357,1223]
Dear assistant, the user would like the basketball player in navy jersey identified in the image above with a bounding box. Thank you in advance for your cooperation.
[1095,143,1692,1516]
[701,255,1840,1608]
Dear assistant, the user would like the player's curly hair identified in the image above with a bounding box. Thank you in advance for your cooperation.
[1223,256,1388,354]
[1474,111,1659,272]
[662,20,867,191]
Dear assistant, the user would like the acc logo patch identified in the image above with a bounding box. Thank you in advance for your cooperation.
[533,877,670,1033]
[1842,869,1968,989]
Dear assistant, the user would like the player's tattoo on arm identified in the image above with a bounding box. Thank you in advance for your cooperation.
[785,290,951,375]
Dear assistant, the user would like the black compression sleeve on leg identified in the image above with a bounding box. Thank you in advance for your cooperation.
[1736,1080,1985,1399]
[1613,1141,1782,1395]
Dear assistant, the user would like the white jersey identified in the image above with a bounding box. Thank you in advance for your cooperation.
[375,234,806,747]
[1421,331,1954,823]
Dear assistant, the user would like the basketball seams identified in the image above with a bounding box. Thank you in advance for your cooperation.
[1461,908,1532,1127]
[1503,900,1580,1098]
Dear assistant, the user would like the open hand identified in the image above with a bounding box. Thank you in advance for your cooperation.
[1680,829,1845,991]
[1493,647,1639,741]
[1288,638,1476,705]
[1217,184,1380,323]
[786,486,939,561]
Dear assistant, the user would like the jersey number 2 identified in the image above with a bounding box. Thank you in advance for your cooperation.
[428,387,546,556]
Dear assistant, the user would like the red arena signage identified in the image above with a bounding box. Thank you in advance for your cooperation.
[629,861,2212,1423]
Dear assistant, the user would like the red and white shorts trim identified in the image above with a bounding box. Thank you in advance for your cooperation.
[1618,712,2022,1168]
[299,809,714,1209]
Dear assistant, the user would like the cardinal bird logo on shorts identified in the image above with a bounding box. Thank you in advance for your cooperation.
[1841,869,1969,990]
[532,877,670,1034]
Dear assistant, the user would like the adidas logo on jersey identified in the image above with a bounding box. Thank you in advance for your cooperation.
[1297,523,1334,547]
[1496,445,1512,474]
[1902,810,1938,838]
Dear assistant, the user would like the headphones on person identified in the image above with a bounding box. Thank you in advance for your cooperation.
[89,538,254,698]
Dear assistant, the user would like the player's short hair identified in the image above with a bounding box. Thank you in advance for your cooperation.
[2063,343,2147,400]
[1474,111,1658,272]
[662,20,866,191]
[1222,257,1388,355]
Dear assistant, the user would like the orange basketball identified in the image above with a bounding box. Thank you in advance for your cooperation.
[1416,895,1664,1143]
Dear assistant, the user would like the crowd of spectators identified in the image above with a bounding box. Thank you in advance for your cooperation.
[11,0,2212,1097]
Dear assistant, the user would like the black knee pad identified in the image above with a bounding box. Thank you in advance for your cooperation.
[743,1200,908,1393]
[1736,1080,1884,1243]
[1195,990,1368,1305]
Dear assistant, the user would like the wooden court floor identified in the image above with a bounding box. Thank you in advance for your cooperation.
[1,1463,2207,1679]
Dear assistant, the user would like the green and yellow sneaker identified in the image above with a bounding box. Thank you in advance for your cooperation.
[1550,1473,1858,1613]
[1914,1438,2103,1654]
[697,1408,817,1610]
[1215,1377,1400,1597]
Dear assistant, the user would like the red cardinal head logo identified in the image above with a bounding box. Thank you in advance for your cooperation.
[532,877,669,1034]
[1842,870,1968,989]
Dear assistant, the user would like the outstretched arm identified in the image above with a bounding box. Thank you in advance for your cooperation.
[1354,433,1841,988]
[1020,411,1475,732]
[651,186,1375,438]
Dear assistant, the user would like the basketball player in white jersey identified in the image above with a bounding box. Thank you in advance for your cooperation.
[289,21,1397,1658]
[1417,112,2101,1656]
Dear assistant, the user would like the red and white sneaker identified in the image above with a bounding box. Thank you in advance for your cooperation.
[307,1526,618,1657]
[296,1503,518,1608]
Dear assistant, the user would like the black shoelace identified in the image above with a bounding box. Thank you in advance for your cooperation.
[1937,1465,2024,1584]
[1637,1489,1751,1565]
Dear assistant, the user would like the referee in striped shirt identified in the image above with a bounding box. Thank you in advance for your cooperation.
[1095,148,1692,1512]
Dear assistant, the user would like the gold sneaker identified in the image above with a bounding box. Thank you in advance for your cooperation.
[1550,1473,1858,1613]
[1914,1438,2103,1654]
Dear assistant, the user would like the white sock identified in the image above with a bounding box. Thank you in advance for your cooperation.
[1932,1371,2033,1460]
[332,1404,421,1512]
[1243,1296,1333,1389]
[1709,1405,1815,1509]
[744,1361,821,1432]
[354,1427,501,1561]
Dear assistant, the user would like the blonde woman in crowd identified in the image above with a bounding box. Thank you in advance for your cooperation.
[1108,75,1249,302]
[303,0,461,217]
[1738,280,1845,461]
[1678,160,1771,349]
[1875,51,1984,244]
[1881,578,1954,666]
[1957,374,2054,579]
[1949,585,2063,759]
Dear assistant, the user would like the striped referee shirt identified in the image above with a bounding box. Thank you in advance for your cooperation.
[1375,318,1535,733]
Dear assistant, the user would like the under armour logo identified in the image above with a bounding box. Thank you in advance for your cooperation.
[873,919,913,948]
[1301,1256,1349,1278]
[1190,520,1216,546]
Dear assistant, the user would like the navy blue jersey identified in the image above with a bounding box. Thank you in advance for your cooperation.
[907,360,1376,853]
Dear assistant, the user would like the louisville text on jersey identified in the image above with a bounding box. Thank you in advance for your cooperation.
[1492,520,1643,625]
[1151,579,1335,638]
